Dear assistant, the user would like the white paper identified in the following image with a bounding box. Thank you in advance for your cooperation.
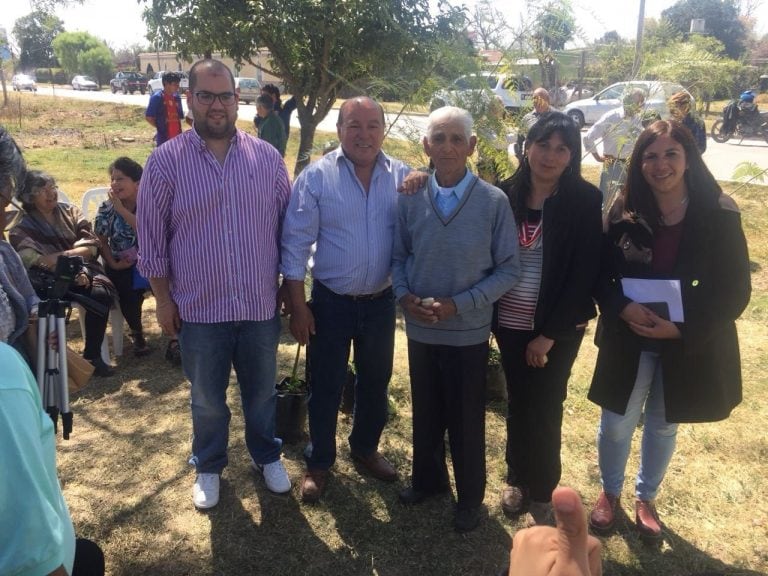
[620,278,685,322]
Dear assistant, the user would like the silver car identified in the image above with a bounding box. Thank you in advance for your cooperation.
[563,81,691,128]
[12,74,38,92]
[72,75,99,91]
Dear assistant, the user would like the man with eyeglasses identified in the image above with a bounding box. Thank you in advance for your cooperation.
[145,72,184,147]
[137,59,293,510]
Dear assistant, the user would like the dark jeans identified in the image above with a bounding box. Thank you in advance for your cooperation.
[305,281,395,470]
[495,327,584,502]
[69,282,113,361]
[105,265,144,333]
[407,339,488,510]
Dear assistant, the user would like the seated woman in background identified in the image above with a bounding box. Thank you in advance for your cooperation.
[0,127,39,359]
[9,170,115,376]
[94,157,151,356]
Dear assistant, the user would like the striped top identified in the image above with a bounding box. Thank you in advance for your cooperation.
[281,147,410,295]
[137,128,292,323]
[498,215,543,330]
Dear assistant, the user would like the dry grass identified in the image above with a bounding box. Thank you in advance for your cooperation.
[2,94,767,576]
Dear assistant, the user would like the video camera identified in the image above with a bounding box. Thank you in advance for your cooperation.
[33,255,109,317]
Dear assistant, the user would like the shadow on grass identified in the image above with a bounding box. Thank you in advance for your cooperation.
[597,508,765,576]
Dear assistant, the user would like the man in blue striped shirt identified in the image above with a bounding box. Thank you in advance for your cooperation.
[281,96,411,503]
[138,59,293,510]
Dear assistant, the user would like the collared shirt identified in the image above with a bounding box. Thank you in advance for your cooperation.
[281,147,410,295]
[137,128,291,323]
[583,108,644,160]
[432,169,473,216]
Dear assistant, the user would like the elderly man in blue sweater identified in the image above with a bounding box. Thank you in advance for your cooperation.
[392,106,520,533]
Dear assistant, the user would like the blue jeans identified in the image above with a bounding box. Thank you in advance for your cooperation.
[179,316,282,474]
[597,351,678,501]
[305,281,395,470]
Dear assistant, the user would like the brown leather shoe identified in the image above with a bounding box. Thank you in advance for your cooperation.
[589,491,620,533]
[351,451,398,482]
[300,469,328,503]
[500,485,527,518]
[635,499,663,540]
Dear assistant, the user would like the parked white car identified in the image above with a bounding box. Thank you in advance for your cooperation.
[72,75,99,91]
[563,80,691,128]
[430,72,534,113]
[12,74,37,92]
[147,71,189,96]
[235,77,261,104]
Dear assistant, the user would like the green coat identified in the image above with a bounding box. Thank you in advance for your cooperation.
[258,113,287,157]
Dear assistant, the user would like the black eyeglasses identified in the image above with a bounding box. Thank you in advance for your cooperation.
[194,91,237,106]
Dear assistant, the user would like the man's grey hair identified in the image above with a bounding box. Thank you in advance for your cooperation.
[426,106,474,141]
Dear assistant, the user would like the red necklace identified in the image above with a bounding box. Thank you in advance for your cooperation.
[518,218,543,248]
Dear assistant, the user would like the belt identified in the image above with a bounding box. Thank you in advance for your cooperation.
[316,281,392,301]
[604,156,628,166]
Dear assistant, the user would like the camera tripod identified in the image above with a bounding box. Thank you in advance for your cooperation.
[35,298,73,439]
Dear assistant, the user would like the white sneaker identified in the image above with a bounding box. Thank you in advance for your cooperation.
[192,473,220,509]
[253,459,292,494]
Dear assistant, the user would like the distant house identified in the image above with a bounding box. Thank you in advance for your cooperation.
[138,50,283,88]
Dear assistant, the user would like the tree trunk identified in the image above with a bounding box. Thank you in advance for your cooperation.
[294,121,318,177]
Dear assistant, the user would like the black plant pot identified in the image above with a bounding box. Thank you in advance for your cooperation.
[276,376,307,444]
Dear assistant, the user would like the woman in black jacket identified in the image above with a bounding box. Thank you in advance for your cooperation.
[588,120,750,540]
[494,112,603,526]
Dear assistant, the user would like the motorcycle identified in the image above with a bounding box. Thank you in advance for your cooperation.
[710,100,768,143]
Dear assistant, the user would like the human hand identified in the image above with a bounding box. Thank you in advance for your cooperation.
[619,302,654,327]
[37,253,59,270]
[508,486,602,576]
[628,313,681,340]
[156,300,181,336]
[399,293,438,323]
[526,335,554,368]
[73,271,90,287]
[278,282,293,316]
[289,302,315,345]
[432,297,457,322]
[398,171,428,195]
[109,189,126,212]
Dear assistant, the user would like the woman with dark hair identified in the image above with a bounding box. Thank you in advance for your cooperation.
[0,127,39,358]
[494,112,603,526]
[94,157,151,356]
[9,170,115,376]
[588,120,750,540]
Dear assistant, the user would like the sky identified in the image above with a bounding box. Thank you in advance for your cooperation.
[0,0,766,51]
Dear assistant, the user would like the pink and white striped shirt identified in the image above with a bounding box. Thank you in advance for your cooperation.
[137,128,291,323]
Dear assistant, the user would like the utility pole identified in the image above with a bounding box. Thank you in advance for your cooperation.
[632,0,645,77]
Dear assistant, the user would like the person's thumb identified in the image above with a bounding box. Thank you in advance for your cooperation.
[552,487,592,574]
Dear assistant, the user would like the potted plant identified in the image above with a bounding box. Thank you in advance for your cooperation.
[487,336,507,402]
[275,343,308,444]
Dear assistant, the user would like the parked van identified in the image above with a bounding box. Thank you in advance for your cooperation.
[235,77,261,104]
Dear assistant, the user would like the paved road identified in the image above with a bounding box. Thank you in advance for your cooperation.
[29,86,767,182]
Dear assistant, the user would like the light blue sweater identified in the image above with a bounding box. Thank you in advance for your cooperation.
[392,173,520,346]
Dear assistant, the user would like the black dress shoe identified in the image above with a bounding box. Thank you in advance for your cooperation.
[398,486,448,505]
[454,506,484,533]
[88,357,115,377]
